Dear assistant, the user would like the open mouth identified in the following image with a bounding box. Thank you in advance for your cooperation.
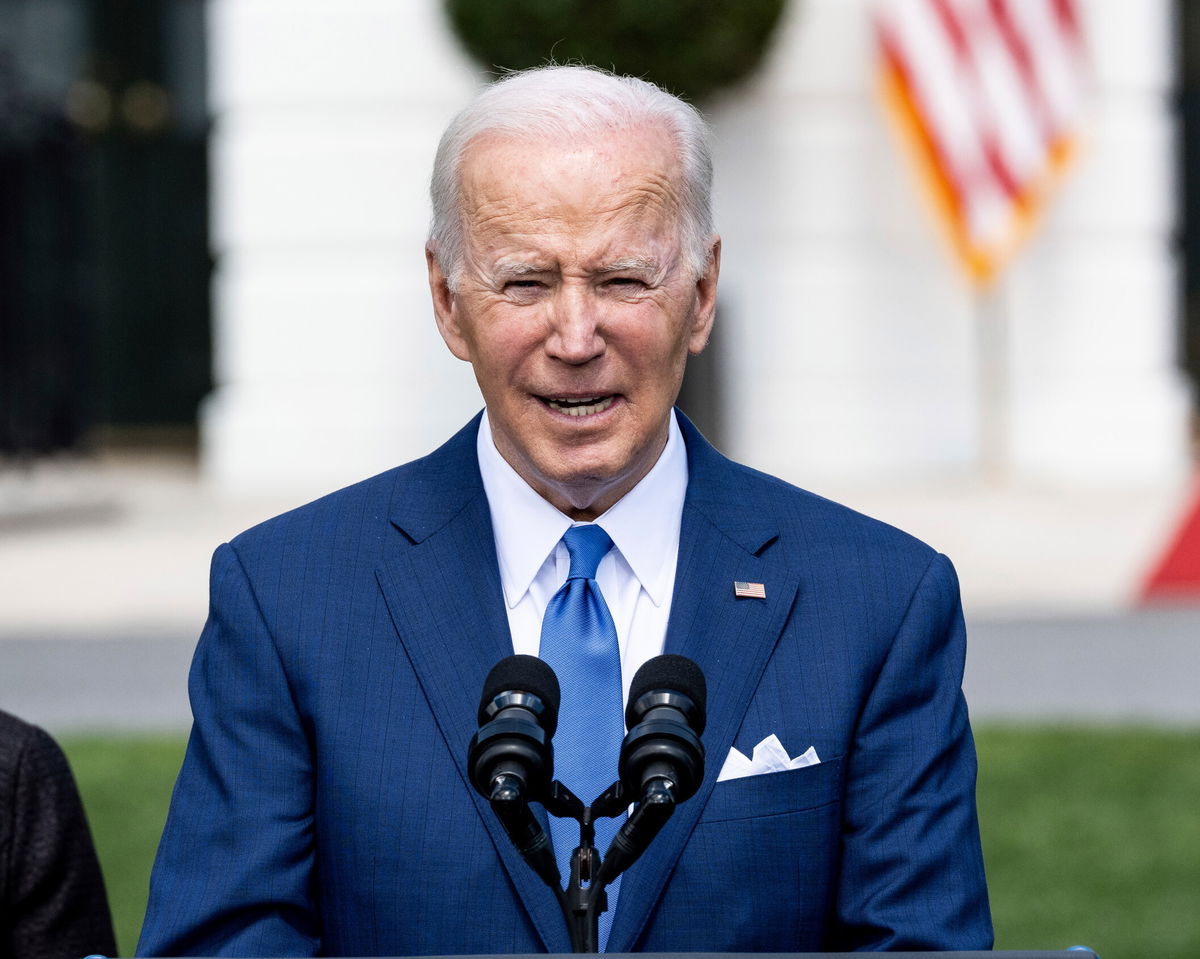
[540,394,617,417]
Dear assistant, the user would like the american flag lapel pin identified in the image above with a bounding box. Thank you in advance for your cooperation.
[733,581,766,599]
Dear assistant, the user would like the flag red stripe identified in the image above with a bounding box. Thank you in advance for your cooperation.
[873,0,1085,282]
[929,0,971,58]
[877,24,970,222]
[1051,0,1083,48]
[929,0,1023,201]
[982,141,1021,199]
[989,0,1054,146]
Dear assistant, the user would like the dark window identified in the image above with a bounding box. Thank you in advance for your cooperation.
[0,0,211,457]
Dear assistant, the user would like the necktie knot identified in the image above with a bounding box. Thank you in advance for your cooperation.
[563,524,613,581]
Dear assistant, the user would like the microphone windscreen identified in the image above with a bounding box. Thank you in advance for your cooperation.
[478,654,560,734]
[627,654,707,733]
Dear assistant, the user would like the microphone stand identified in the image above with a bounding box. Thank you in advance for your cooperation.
[540,779,680,953]
[475,657,706,953]
[487,773,563,893]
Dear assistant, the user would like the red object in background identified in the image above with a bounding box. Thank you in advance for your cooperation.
[1141,479,1200,602]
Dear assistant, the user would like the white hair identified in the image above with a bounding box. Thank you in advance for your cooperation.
[428,65,715,290]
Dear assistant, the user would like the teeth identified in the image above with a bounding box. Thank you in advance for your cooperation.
[546,395,615,417]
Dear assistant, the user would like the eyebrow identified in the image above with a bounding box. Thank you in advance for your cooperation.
[489,255,664,280]
[595,256,661,275]
[493,261,549,278]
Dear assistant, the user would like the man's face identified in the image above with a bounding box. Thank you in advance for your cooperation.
[428,125,720,520]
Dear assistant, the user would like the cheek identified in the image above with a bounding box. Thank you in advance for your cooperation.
[623,318,692,378]
[464,311,543,374]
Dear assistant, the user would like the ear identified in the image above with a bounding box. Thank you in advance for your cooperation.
[687,236,721,355]
[427,246,471,362]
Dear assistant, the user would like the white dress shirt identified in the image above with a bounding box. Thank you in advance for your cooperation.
[476,409,688,706]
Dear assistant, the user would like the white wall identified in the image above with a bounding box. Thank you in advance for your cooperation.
[202,0,1191,497]
[1005,0,1188,487]
[709,0,1190,489]
[203,0,484,494]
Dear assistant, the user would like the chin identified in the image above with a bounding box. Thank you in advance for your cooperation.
[549,457,639,503]
[544,443,625,480]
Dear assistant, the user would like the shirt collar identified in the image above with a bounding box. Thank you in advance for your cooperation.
[477,409,688,609]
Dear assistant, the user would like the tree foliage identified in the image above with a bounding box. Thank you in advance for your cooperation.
[443,0,789,103]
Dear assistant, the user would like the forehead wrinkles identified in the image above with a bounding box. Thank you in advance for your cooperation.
[465,171,680,234]
[458,131,685,253]
[602,171,681,231]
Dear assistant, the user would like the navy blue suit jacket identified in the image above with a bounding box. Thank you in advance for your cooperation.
[138,413,991,956]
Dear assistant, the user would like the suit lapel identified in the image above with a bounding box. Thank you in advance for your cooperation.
[372,413,803,952]
[374,417,571,953]
[607,416,802,952]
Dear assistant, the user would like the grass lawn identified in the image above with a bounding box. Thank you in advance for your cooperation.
[975,725,1200,959]
[63,725,1200,957]
[61,733,187,957]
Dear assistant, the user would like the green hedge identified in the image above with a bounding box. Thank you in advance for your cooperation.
[443,0,789,102]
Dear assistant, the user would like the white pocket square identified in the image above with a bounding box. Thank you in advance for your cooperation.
[717,734,821,782]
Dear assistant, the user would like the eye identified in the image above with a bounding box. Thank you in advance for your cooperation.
[603,276,646,290]
[503,279,547,298]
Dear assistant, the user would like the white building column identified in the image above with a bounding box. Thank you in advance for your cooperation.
[710,0,981,488]
[202,0,483,495]
[1005,0,1192,487]
[203,0,1190,497]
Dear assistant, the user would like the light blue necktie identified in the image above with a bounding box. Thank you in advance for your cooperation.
[539,524,623,951]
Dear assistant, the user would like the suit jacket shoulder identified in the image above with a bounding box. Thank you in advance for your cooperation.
[634,414,991,953]
[678,412,946,617]
[141,410,990,956]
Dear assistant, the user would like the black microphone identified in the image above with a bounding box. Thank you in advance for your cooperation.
[619,653,706,802]
[468,655,561,888]
[596,655,706,886]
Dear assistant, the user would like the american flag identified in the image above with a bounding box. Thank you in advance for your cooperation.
[874,0,1088,283]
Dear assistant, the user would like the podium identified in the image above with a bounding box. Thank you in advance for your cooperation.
[208,952,1099,959]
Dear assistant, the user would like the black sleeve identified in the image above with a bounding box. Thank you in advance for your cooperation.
[0,712,118,959]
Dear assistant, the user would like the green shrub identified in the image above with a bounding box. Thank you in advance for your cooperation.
[443,0,789,102]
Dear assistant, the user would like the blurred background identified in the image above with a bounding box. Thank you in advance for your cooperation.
[1,0,1198,955]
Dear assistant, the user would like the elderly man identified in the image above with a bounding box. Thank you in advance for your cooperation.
[138,66,991,956]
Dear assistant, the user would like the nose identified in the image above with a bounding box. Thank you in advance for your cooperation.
[545,285,605,365]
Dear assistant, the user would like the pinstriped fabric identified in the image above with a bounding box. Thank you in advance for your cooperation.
[138,411,991,955]
[538,524,623,951]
